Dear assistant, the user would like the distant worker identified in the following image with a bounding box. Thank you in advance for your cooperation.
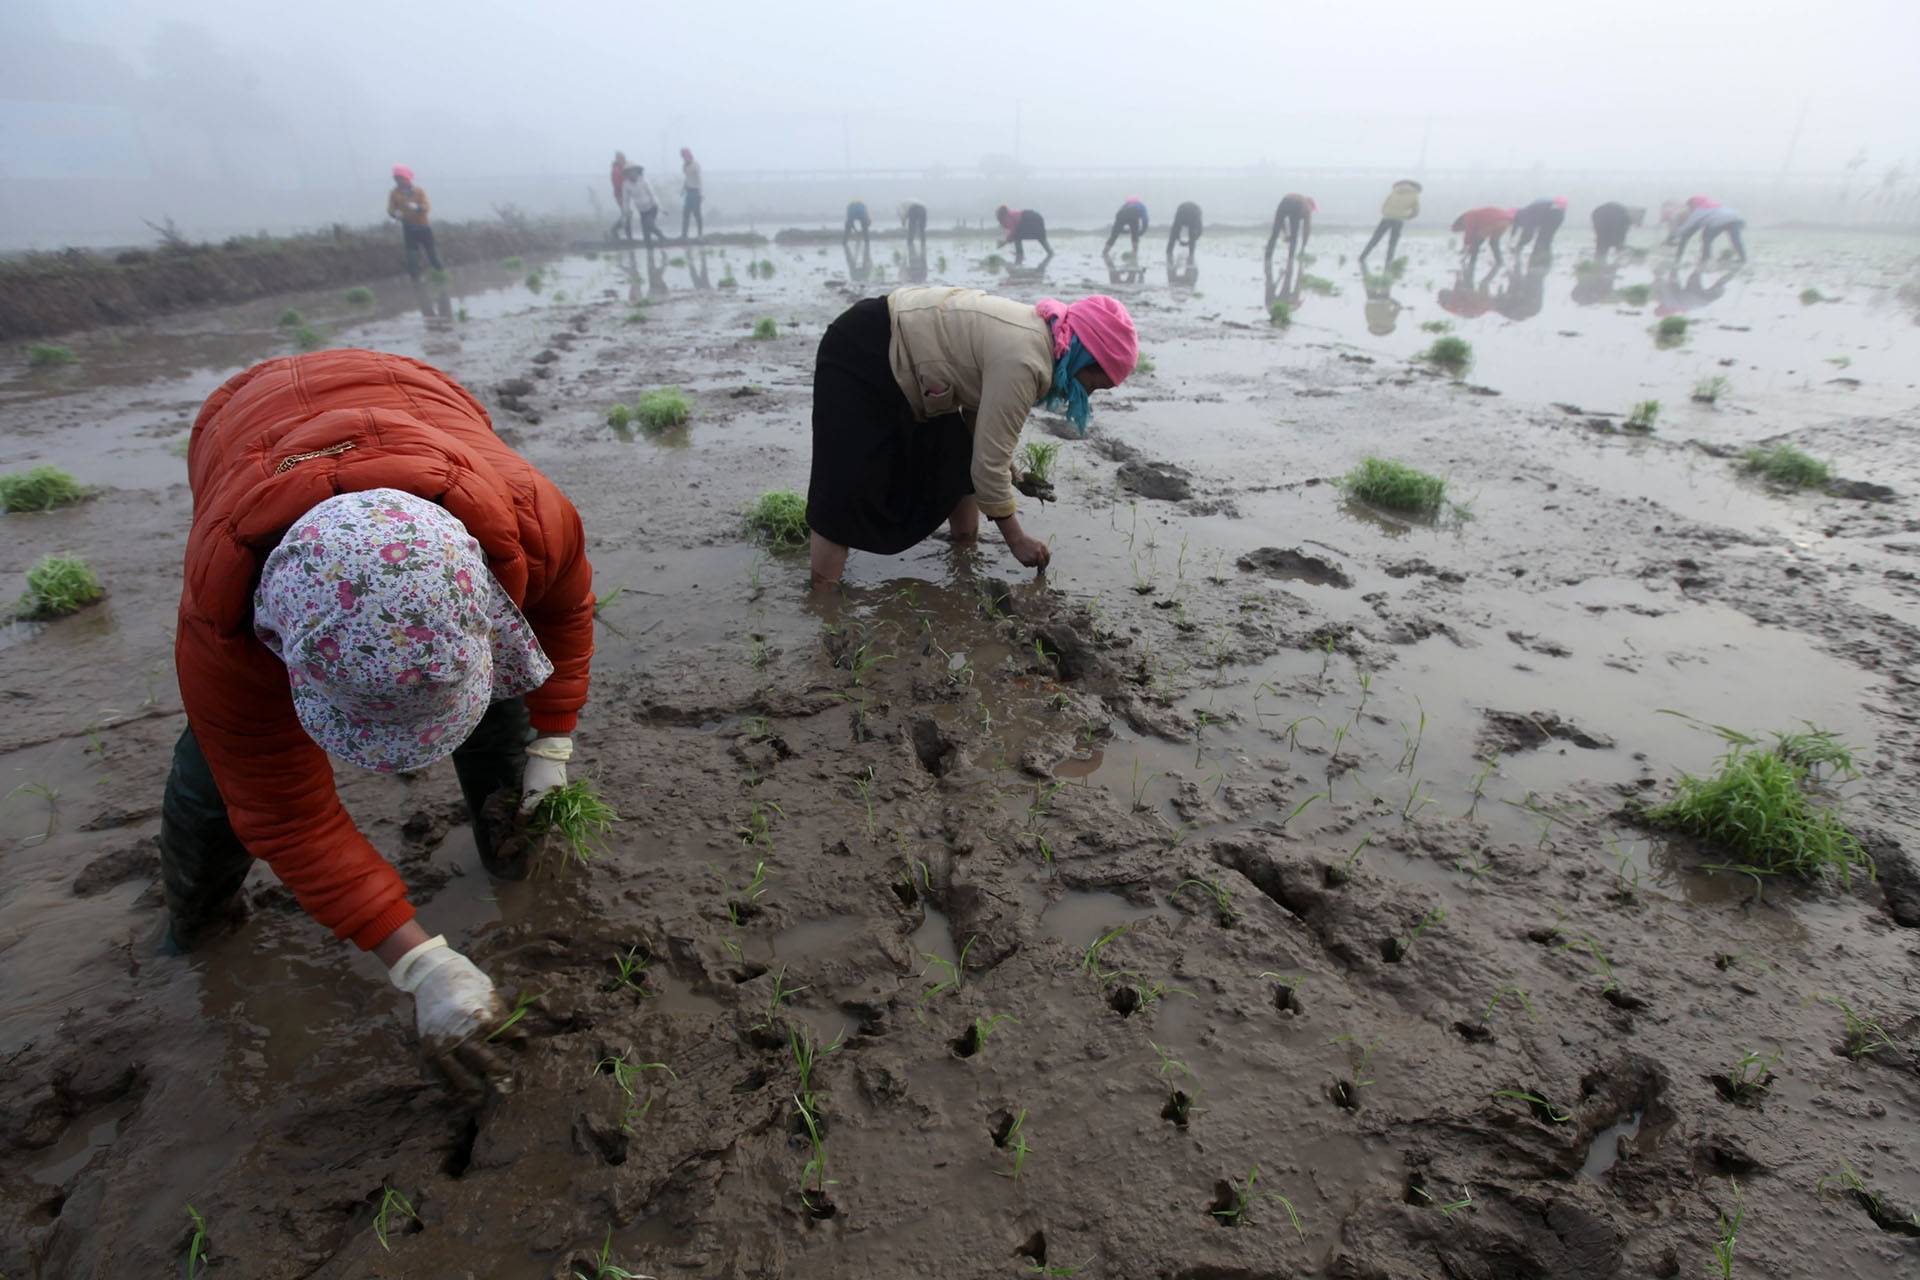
[1359,179,1422,267]
[1453,206,1516,269]
[1263,194,1315,270]
[1668,202,1748,266]
[1590,202,1645,260]
[899,199,928,254]
[619,165,663,246]
[1104,197,1148,257]
[995,204,1053,263]
[387,166,443,281]
[1510,197,1568,257]
[845,200,872,250]
[805,287,1137,589]
[679,147,704,241]
[1167,201,1203,260]
[610,151,628,206]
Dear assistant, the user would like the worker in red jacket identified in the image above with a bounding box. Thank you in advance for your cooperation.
[1453,206,1517,269]
[163,350,595,1089]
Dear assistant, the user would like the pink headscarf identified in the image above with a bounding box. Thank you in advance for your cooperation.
[1687,195,1720,209]
[392,165,414,182]
[1552,197,1568,209]
[1034,296,1139,385]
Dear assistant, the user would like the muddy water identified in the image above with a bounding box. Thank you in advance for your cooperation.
[4,228,1920,1279]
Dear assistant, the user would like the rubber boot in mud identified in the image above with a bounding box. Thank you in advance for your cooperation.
[156,727,256,954]
[452,697,530,878]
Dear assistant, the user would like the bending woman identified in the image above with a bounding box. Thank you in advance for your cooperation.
[806,286,1138,588]
[995,204,1053,262]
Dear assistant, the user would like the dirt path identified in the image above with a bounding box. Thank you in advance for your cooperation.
[3,232,1918,1279]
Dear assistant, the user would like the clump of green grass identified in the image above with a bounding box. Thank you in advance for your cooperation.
[1741,443,1831,489]
[751,317,779,340]
[343,285,374,306]
[1019,440,1062,487]
[1649,725,1868,882]
[501,255,525,270]
[638,386,692,431]
[668,255,687,267]
[1421,335,1474,375]
[524,270,544,291]
[581,250,599,262]
[718,271,739,289]
[1692,375,1732,405]
[427,266,450,283]
[1617,283,1651,306]
[1419,319,1452,334]
[1625,399,1660,432]
[290,325,326,352]
[982,253,1006,271]
[527,779,619,865]
[27,343,79,368]
[1,465,87,513]
[1799,288,1826,305]
[1298,273,1337,296]
[1387,256,1409,278]
[744,489,809,551]
[607,403,634,429]
[1654,314,1688,347]
[1338,457,1454,518]
[276,308,304,327]
[18,553,103,618]
[1268,299,1293,327]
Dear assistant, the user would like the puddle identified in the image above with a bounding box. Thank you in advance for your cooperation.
[1580,1108,1644,1180]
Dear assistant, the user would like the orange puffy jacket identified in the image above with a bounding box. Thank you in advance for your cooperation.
[177,351,595,949]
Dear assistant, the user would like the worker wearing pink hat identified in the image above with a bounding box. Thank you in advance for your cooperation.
[386,166,442,279]
[1103,197,1149,257]
[1511,197,1569,258]
[1263,194,1317,271]
[1454,206,1519,268]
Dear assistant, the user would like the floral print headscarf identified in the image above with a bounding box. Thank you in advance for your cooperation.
[253,489,554,773]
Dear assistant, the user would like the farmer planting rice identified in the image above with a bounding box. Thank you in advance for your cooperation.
[161,350,595,1091]
[805,286,1137,588]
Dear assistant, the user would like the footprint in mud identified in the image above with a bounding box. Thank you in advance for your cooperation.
[1162,1090,1195,1128]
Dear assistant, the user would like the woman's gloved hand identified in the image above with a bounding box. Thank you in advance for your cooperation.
[520,736,573,813]
[389,934,519,1099]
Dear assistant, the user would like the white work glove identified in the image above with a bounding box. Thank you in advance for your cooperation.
[520,736,572,813]
[389,934,519,1099]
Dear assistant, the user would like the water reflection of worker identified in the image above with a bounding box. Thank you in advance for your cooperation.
[899,199,928,254]
[1492,261,1549,321]
[1362,271,1401,335]
[1453,207,1516,270]
[387,166,443,281]
[844,237,873,283]
[1437,264,1498,318]
[1104,197,1148,257]
[1591,202,1644,261]
[844,199,872,251]
[1655,266,1736,314]
[1510,197,1567,259]
[1263,194,1315,273]
[679,147,704,241]
[1167,258,1198,292]
[1264,259,1300,317]
[806,287,1136,588]
[164,351,596,1095]
[995,204,1052,263]
[1669,203,1748,266]
[1360,179,1422,267]
[904,243,929,284]
[685,247,712,291]
[1167,202,1203,261]
[1570,260,1619,306]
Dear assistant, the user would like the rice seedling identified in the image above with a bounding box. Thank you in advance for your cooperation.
[1492,1089,1571,1123]
[624,308,648,324]
[528,780,620,865]
[1654,315,1688,347]
[276,308,304,326]
[1388,906,1446,961]
[525,271,545,291]
[606,402,634,429]
[751,317,778,340]
[575,1225,655,1279]
[994,1109,1033,1180]
[1210,1163,1306,1239]
[1483,984,1536,1022]
[1799,287,1825,305]
[1019,440,1062,486]
[1616,283,1651,305]
[1134,978,1195,1013]
[372,1184,420,1251]
[1419,319,1452,334]
[17,554,103,618]
[1710,1180,1742,1278]
[1176,875,1240,927]
[1130,759,1159,811]
[1648,731,1866,881]
[1692,375,1732,405]
[27,341,81,369]
[186,1204,211,1278]
[1135,352,1156,375]
[1327,1034,1378,1108]
[487,987,547,1040]
[1814,1158,1920,1231]
[502,256,525,269]
[668,256,686,267]
[1420,335,1473,375]
[1148,1040,1195,1083]
[1625,399,1660,431]
[1714,1047,1779,1100]
[743,489,808,552]
[637,387,691,431]
[956,1012,1019,1058]
[456,308,469,322]
[791,1024,843,1107]
[1808,994,1897,1059]
[611,945,651,996]
[1268,299,1293,327]
[1338,456,1453,517]
[1387,256,1408,277]
[793,1092,837,1215]
[1298,273,1337,295]
[1409,1182,1475,1219]
[1,465,87,513]
[916,937,975,1009]
[1740,443,1831,490]
[1260,971,1304,1012]
[290,325,326,351]
[1081,924,1131,984]
[343,285,374,305]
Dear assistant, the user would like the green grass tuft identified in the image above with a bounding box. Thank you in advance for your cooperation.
[744,489,809,551]
[1798,287,1825,305]
[751,317,779,340]
[18,554,103,618]
[1741,443,1831,489]
[1019,440,1062,486]
[606,403,634,429]
[1692,375,1732,405]
[1339,457,1455,517]
[343,285,374,305]
[1654,315,1688,348]
[524,270,544,291]
[637,386,691,431]
[501,255,525,270]
[1419,319,1453,334]
[1649,728,1868,882]
[982,253,1006,271]
[1616,283,1652,306]
[1,465,88,513]
[290,325,326,351]
[27,343,79,367]
[529,779,619,865]
[1421,335,1474,375]
[1134,352,1155,376]
[1268,299,1292,327]
[276,308,304,327]
[1387,256,1409,278]
[1625,399,1660,432]
[1298,273,1337,296]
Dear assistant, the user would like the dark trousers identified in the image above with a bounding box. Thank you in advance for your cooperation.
[1167,215,1202,257]
[905,209,927,253]
[844,217,870,249]
[157,697,530,948]
[1104,209,1145,255]
[1010,211,1050,261]
[682,191,704,239]
[403,225,443,280]
[1701,223,1748,263]
[1360,217,1402,262]
[1264,202,1305,263]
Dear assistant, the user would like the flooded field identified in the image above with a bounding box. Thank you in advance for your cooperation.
[4,224,1920,1279]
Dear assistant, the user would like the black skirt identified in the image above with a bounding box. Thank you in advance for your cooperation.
[806,296,974,555]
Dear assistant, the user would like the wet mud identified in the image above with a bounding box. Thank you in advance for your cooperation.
[4,229,1920,1279]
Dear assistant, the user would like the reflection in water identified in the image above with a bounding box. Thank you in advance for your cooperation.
[1336,496,1416,539]
[1166,262,1198,292]
[1263,259,1301,317]
[1005,262,1049,285]
[1107,263,1146,286]
[843,239,873,283]
[409,279,454,327]
[1655,267,1737,316]
[1362,270,1401,335]
[1494,262,1550,322]
[1437,264,1499,318]
[904,247,929,284]
[685,247,712,291]
[1571,261,1619,307]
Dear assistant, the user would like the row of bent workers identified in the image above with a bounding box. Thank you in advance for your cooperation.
[165,286,1137,1092]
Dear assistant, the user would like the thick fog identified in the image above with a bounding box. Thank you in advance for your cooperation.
[4,0,1918,248]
